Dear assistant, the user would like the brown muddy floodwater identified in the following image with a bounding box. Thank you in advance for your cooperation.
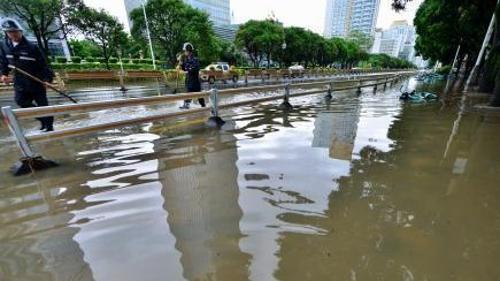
[1,78,500,281]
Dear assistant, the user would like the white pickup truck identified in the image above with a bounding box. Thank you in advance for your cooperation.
[200,62,239,84]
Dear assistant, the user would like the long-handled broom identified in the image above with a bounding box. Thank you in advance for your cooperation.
[8,64,78,103]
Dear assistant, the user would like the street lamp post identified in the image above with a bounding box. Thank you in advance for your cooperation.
[281,42,287,68]
[118,49,127,91]
[142,0,157,70]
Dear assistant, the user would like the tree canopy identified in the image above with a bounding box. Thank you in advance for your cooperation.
[235,19,285,67]
[130,0,218,67]
[400,0,500,105]
[0,0,82,59]
[70,6,128,69]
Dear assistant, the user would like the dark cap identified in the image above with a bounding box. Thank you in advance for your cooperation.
[1,18,23,32]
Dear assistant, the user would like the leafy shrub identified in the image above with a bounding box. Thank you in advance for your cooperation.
[71,56,82,63]
[55,56,67,63]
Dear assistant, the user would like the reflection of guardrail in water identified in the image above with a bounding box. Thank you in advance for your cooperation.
[1,71,413,175]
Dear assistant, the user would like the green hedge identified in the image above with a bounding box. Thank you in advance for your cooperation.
[71,56,82,63]
[51,62,157,71]
[55,56,67,63]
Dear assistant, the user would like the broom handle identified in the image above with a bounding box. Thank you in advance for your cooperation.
[8,64,78,103]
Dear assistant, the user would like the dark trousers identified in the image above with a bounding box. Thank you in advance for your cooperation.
[184,97,206,107]
[15,88,54,128]
[184,84,205,107]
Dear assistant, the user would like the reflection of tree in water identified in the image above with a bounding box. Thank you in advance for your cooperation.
[274,104,500,280]
[230,105,316,139]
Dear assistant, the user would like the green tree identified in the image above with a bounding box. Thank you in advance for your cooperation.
[0,0,82,59]
[303,31,323,67]
[395,0,500,106]
[348,30,374,52]
[69,39,101,58]
[332,37,348,68]
[130,0,218,67]
[368,53,414,69]
[236,19,285,68]
[282,27,309,66]
[215,38,246,66]
[70,7,128,69]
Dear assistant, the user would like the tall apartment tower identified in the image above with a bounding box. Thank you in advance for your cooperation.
[324,0,380,38]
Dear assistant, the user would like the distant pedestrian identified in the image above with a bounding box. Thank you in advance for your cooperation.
[0,18,55,131]
[178,42,205,109]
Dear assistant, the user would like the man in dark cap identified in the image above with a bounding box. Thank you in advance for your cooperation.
[178,42,205,109]
[0,18,55,131]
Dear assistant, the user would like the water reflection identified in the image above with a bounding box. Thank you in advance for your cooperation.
[1,79,500,281]
[273,95,500,280]
[159,121,251,280]
[0,178,93,280]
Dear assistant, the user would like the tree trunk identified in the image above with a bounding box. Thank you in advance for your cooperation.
[33,29,50,61]
[490,67,500,106]
[479,3,500,100]
[42,36,51,63]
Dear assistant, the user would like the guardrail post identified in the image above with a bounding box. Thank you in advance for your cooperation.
[373,80,378,92]
[207,88,225,128]
[118,70,127,92]
[356,80,362,94]
[325,83,333,100]
[1,106,58,176]
[384,77,388,90]
[279,83,293,110]
[245,71,248,86]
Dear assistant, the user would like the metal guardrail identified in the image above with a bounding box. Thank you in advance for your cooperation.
[10,73,398,120]
[1,70,413,175]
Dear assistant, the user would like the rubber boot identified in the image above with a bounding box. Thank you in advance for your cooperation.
[198,98,206,108]
[179,100,191,109]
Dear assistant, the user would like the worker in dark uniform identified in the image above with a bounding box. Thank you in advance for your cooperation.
[0,18,55,132]
[178,42,205,109]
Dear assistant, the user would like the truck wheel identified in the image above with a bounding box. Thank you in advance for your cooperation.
[209,76,216,84]
[232,76,239,83]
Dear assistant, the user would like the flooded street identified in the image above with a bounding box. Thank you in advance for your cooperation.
[1,79,500,281]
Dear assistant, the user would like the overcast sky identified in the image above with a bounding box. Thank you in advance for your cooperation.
[84,0,424,34]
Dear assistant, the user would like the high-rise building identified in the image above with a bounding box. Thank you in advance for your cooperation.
[324,0,380,38]
[370,20,428,68]
[371,21,414,58]
[184,0,230,26]
[124,0,235,40]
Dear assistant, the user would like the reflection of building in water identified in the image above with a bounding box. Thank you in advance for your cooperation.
[159,121,250,280]
[312,106,361,161]
[0,185,93,281]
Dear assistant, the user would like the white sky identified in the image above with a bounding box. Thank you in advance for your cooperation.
[84,0,424,34]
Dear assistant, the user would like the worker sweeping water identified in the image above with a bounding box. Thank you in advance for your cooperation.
[178,42,206,109]
[0,18,55,132]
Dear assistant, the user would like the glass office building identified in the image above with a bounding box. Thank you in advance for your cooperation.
[324,0,380,38]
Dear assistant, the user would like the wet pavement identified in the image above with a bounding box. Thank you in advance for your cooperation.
[1,78,499,281]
